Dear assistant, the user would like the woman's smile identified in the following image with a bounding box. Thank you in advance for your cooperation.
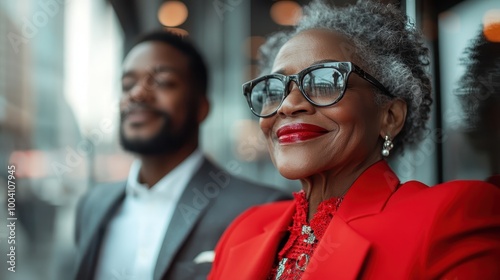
[276,123,329,144]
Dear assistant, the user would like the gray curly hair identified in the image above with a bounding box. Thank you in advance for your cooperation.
[258,0,432,155]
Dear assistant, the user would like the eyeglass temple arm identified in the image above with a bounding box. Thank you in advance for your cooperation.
[352,65,395,98]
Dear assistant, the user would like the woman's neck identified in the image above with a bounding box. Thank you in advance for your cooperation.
[300,155,382,221]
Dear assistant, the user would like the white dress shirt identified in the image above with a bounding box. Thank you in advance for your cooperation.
[94,149,204,280]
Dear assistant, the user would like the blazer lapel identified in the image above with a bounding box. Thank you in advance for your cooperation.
[222,202,296,280]
[302,217,371,279]
[153,159,216,280]
[303,160,400,279]
[337,160,400,222]
[76,182,126,279]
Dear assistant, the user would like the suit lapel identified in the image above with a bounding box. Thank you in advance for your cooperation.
[153,159,215,280]
[76,182,126,279]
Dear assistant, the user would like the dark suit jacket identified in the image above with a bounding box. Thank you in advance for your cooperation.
[209,161,500,280]
[74,158,291,280]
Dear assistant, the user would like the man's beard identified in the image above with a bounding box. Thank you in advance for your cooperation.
[119,104,197,155]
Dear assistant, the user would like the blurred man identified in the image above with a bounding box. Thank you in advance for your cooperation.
[73,31,290,280]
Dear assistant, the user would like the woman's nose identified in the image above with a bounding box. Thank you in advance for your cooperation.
[277,81,315,117]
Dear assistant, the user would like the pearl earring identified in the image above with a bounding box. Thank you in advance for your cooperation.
[381,135,394,157]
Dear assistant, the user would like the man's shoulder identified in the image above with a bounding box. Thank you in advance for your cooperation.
[77,181,126,216]
[226,174,284,193]
[82,181,126,201]
[197,158,291,198]
[91,181,126,192]
[222,173,291,203]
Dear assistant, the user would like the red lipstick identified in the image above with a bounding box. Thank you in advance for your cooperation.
[276,123,328,144]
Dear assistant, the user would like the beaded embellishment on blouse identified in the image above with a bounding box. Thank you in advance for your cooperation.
[268,191,343,280]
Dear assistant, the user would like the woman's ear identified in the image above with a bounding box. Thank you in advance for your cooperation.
[379,98,407,138]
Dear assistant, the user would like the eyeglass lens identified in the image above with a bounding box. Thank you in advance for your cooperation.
[249,67,346,116]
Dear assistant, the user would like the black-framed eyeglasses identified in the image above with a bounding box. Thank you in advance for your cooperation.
[242,61,394,118]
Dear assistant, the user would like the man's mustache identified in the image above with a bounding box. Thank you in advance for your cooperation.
[120,103,168,120]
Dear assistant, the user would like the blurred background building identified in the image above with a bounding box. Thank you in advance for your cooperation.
[0,0,498,279]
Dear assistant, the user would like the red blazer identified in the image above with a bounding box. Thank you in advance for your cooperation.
[209,161,500,280]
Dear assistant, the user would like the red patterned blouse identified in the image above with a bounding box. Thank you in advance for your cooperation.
[268,191,343,280]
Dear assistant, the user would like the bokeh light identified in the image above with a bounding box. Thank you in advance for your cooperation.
[483,9,500,26]
[158,1,188,27]
[483,23,500,42]
[270,1,302,26]
[483,10,500,42]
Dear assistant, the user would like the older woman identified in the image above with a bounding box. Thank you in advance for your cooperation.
[209,1,500,279]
